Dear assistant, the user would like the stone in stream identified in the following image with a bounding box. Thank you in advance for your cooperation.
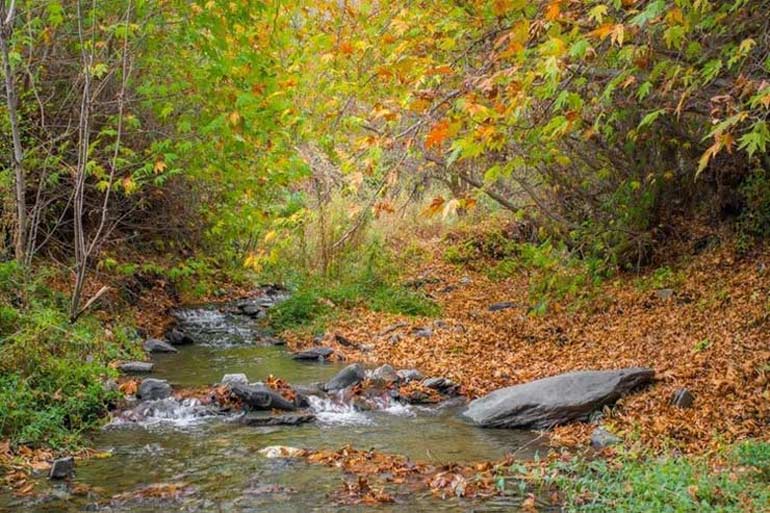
[423,377,459,396]
[369,364,399,384]
[240,413,315,427]
[461,367,654,429]
[591,427,622,449]
[166,327,194,345]
[291,347,334,361]
[230,383,296,411]
[324,363,366,391]
[117,361,154,373]
[143,338,178,353]
[137,378,172,401]
[49,457,75,480]
[396,369,423,382]
[671,388,695,409]
[221,373,249,386]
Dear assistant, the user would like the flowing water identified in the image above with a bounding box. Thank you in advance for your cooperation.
[4,293,552,512]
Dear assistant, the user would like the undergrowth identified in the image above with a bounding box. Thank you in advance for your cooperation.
[268,241,439,333]
[540,442,770,513]
[0,262,142,449]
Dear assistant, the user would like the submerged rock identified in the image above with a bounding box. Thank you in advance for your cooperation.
[49,457,75,480]
[291,347,334,361]
[230,383,296,411]
[241,413,315,427]
[118,361,154,373]
[461,367,654,429]
[143,338,178,353]
[324,363,366,391]
[258,446,304,458]
[591,427,622,449]
[138,379,172,401]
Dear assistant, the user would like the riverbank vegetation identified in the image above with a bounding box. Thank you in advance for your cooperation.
[2,0,769,509]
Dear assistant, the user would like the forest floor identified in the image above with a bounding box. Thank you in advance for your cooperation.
[286,232,770,455]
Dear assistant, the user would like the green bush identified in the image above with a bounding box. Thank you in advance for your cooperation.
[0,263,141,449]
[736,169,770,252]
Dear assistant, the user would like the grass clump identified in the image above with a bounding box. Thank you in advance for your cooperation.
[269,241,438,333]
[0,262,141,449]
[543,443,770,513]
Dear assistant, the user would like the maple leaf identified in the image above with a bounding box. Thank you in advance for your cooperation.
[425,120,450,149]
[545,1,561,21]
[421,196,445,217]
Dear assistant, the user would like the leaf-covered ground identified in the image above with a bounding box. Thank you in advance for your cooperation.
[286,241,770,454]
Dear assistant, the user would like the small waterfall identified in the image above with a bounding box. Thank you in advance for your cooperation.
[307,391,414,426]
[109,398,220,429]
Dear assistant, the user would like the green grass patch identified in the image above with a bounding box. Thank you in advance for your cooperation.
[543,443,770,513]
[268,241,439,333]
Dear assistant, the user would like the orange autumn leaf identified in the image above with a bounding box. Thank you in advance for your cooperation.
[425,120,450,149]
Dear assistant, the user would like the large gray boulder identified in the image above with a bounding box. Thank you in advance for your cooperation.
[324,363,365,391]
[230,383,296,411]
[461,368,654,429]
[138,378,172,401]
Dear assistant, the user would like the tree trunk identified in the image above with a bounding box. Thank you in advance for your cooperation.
[1,4,27,262]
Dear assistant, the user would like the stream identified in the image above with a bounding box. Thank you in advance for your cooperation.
[5,292,550,512]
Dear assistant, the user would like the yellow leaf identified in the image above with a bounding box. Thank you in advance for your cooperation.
[421,196,445,218]
[122,177,137,195]
[154,160,167,173]
[263,230,277,244]
[228,111,241,126]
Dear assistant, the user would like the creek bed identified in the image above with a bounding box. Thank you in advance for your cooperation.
[4,297,552,512]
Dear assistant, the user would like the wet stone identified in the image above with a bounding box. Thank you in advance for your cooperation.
[396,369,423,382]
[324,363,366,391]
[221,373,249,386]
[143,338,178,353]
[291,347,334,361]
[166,328,194,345]
[49,457,74,480]
[118,361,154,373]
[240,413,315,427]
[138,379,172,401]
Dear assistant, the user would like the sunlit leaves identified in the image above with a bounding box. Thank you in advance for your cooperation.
[425,120,450,149]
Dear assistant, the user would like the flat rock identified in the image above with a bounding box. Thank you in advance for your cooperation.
[221,373,249,386]
[396,369,423,382]
[292,347,334,361]
[143,338,178,353]
[324,363,365,391]
[461,367,654,429]
[241,413,315,427]
[137,378,172,401]
[230,383,296,411]
[49,457,75,480]
[423,377,459,395]
[118,361,154,373]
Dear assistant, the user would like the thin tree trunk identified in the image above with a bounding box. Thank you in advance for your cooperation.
[1,1,27,262]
